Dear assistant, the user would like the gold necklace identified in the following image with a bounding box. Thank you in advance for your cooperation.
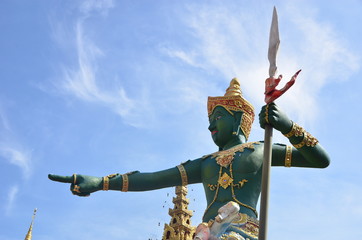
[208,142,260,168]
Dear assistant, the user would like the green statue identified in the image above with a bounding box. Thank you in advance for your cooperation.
[49,78,329,240]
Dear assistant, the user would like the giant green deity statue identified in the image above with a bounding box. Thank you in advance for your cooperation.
[49,77,330,240]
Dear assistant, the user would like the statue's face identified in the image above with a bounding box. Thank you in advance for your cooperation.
[208,106,235,148]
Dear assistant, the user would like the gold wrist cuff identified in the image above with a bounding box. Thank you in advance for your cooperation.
[284,122,304,138]
[304,132,319,147]
[177,164,188,186]
[285,145,292,167]
[265,104,270,124]
[121,174,129,192]
[102,174,119,191]
[72,173,77,184]
[103,176,109,191]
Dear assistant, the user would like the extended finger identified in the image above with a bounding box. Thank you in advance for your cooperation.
[48,174,73,183]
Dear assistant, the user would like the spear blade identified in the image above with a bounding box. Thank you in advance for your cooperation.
[268,7,280,78]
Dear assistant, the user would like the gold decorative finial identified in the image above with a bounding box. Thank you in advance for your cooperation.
[24,208,37,240]
[224,78,242,97]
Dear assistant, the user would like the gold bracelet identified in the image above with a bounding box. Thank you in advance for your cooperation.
[285,145,292,167]
[72,174,77,184]
[293,138,306,148]
[292,132,319,149]
[177,164,188,186]
[304,132,319,147]
[265,104,270,124]
[284,122,304,138]
[103,176,109,191]
[121,174,129,192]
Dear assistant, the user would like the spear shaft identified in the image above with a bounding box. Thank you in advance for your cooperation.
[259,7,279,240]
[259,124,273,240]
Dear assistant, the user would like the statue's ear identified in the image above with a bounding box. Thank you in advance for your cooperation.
[233,112,243,136]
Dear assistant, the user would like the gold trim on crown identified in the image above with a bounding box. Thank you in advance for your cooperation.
[207,78,254,139]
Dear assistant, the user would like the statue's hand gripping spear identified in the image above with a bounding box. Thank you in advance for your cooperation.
[258,7,301,240]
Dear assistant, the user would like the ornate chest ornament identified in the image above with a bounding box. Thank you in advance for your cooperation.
[209,142,260,168]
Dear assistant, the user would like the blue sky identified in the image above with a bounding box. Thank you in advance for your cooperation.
[1,0,362,239]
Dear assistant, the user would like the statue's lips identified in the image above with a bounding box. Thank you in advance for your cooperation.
[211,130,218,135]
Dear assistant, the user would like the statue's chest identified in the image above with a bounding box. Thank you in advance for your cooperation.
[201,142,262,181]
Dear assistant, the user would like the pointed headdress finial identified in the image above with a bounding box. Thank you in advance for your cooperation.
[224,78,242,97]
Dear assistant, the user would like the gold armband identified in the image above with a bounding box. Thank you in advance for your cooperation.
[103,176,109,191]
[285,145,292,167]
[121,174,129,192]
[177,164,188,186]
[284,122,304,138]
[293,132,319,148]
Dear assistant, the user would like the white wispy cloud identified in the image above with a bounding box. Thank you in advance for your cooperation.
[54,2,160,128]
[0,146,32,179]
[164,2,360,126]
[0,106,10,131]
[80,0,114,16]
[4,185,19,215]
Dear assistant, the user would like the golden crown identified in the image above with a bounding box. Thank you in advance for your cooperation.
[207,78,254,139]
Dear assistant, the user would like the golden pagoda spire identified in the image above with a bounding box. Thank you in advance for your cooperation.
[25,208,37,240]
[162,186,195,240]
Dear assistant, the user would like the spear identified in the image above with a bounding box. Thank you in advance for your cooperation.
[258,7,299,240]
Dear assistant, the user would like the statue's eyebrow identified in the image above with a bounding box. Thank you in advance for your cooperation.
[214,110,224,115]
[209,110,224,121]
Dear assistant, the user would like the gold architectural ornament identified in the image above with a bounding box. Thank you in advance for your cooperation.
[121,174,129,192]
[24,208,37,240]
[284,122,304,138]
[177,164,188,186]
[207,78,255,140]
[285,145,292,167]
[205,142,260,168]
[162,186,196,240]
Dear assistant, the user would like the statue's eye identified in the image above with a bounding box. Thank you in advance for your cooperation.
[215,116,222,120]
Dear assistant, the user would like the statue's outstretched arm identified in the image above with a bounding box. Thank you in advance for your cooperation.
[259,103,330,168]
[48,157,203,197]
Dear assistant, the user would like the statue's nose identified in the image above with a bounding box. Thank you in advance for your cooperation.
[208,121,215,132]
